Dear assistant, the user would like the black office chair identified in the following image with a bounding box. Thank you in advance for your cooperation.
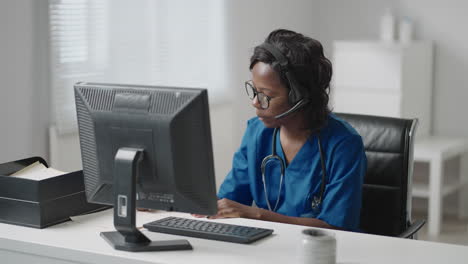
[336,113,425,238]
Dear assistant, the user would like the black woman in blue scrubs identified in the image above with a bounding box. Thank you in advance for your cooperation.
[199,29,366,231]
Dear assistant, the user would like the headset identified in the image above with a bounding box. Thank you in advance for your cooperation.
[259,42,327,212]
[259,42,311,119]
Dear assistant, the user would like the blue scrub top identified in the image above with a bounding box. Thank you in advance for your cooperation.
[218,113,367,231]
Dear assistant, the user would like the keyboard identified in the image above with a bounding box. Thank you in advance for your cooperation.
[143,216,274,244]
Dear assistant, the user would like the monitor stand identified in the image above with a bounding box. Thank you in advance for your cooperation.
[100,147,192,252]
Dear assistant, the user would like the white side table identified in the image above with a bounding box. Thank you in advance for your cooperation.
[413,136,468,237]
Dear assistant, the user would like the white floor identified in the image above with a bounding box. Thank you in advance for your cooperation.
[414,211,468,245]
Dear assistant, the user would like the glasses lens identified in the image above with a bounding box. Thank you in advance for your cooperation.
[257,93,269,109]
[245,82,255,100]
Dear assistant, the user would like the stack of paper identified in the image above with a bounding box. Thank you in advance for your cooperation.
[10,161,66,180]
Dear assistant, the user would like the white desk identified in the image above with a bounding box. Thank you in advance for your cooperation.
[1,209,467,264]
[413,136,468,237]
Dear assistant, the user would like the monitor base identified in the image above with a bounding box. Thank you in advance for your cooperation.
[101,231,192,252]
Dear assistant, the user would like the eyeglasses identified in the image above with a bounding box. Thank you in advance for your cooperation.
[245,80,271,109]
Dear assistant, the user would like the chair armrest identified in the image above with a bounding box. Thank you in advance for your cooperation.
[398,219,426,239]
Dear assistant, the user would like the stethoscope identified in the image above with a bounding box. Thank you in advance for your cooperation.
[261,127,327,212]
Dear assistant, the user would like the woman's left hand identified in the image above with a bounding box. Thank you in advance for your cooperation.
[208,198,261,219]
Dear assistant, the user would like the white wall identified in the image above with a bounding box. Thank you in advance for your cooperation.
[0,0,50,164]
[3,0,468,186]
[313,0,468,137]
[224,0,318,146]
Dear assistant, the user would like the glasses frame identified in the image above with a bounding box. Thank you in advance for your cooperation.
[245,80,271,110]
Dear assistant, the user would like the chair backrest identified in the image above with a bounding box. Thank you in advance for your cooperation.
[335,113,417,236]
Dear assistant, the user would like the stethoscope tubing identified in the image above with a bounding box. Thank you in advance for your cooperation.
[261,127,327,212]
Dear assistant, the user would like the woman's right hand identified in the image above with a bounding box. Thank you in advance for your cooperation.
[192,198,260,220]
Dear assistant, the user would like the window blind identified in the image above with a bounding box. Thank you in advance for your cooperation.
[49,0,225,135]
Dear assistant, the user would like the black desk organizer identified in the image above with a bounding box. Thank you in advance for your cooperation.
[0,156,109,228]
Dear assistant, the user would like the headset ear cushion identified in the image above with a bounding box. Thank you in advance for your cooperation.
[288,90,297,105]
[285,71,302,104]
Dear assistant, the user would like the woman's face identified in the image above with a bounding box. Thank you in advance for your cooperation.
[250,62,291,128]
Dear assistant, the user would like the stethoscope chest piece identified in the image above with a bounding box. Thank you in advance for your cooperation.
[311,195,321,211]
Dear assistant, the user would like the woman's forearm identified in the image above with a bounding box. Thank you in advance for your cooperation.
[253,207,339,230]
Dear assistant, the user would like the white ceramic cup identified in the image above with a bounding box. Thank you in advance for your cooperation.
[297,229,336,264]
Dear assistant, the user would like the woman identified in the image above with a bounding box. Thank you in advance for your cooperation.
[205,29,366,231]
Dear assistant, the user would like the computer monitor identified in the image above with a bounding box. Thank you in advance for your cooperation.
[74,82,218,252]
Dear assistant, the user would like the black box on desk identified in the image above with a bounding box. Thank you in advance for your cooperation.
[0,156,109,228]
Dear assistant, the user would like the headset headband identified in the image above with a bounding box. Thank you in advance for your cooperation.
[260,43,289,71]
[259,42,307,106]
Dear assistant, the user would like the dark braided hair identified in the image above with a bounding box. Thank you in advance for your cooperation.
[250,29,332,132]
